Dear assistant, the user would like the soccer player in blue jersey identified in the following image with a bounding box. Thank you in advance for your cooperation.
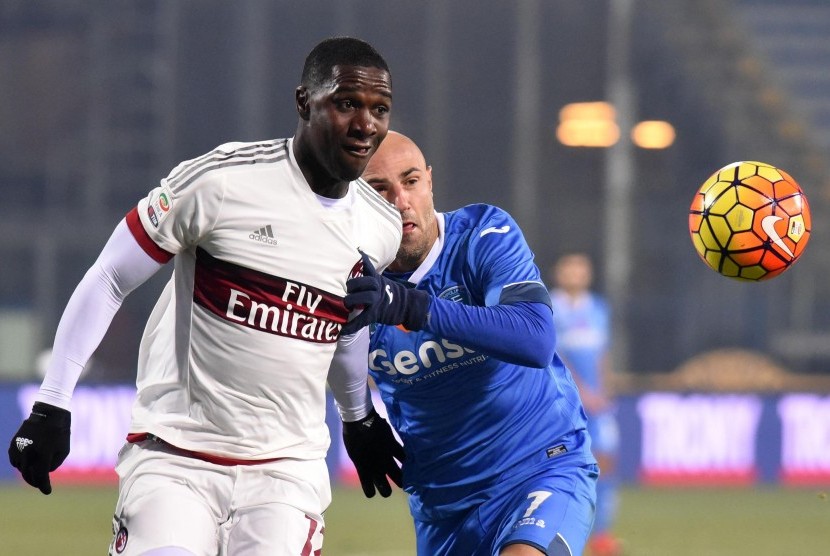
[331,131,598,556]
[549,254,621,556]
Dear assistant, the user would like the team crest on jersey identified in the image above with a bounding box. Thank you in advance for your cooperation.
[114,526,128,553]
[147,188,173,228]
[348,255,365,280]
[437,285,469,304]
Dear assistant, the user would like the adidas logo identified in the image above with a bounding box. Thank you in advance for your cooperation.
[249,225,277,246]
[15,437,33,452]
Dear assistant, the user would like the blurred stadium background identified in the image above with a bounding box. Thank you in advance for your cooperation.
[1,0,829,554]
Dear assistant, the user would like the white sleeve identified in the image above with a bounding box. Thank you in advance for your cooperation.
[327,327,373,422]
[36,219,165,410]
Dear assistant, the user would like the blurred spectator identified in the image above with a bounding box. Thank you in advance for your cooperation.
[549,253,622,556]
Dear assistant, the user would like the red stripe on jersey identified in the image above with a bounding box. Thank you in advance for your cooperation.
[127,433,284,466]
[125,207,174,263]
[192,247,349,343]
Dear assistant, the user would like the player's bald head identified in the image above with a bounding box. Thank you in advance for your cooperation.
[365,131,427,177]
[362,130,436,272]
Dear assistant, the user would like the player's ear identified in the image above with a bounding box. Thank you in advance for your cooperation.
[426,165,433,194]
[296,86,311,120]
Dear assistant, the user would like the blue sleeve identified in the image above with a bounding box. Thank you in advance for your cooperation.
[464,207,546,307]
[418,205,556,367]
[425,298,555,368]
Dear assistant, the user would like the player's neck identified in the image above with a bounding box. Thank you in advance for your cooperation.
[292,136,350,199]
[310,179,350,199]
[298,164,350,199]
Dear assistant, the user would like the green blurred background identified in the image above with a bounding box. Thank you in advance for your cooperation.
[1,485,827,555]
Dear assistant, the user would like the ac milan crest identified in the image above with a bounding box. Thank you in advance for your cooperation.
[114,526,128,553]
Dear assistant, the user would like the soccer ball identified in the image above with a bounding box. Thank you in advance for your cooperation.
[688,161,811,281]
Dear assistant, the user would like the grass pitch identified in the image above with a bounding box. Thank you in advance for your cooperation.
[0,484,827,555]
[0,483,414,555]
[614,487,829,556]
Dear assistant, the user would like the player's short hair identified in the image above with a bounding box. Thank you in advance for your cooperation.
[301,37,390,91]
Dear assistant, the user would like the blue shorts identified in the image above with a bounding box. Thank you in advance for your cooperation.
[414,461,598,556]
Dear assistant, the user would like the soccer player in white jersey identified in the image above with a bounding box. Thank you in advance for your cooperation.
[331,132,598,556]
[7,37,402,556]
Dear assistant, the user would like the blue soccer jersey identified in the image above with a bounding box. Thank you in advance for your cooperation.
[549,290,610,394]
[367,204,594,523]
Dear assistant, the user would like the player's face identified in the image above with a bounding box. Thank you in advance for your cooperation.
[299,65,392,190]
[555,255,593,295]
[363,133,438,272]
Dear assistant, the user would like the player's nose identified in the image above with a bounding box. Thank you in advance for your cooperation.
[350,107,377,137]
[392,186,410,212]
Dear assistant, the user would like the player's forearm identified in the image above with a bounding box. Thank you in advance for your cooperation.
[329,327,373,422]
[425,299,556,368]
[37,260,128,409]
[36,279,116,409]
[36,220,163,409]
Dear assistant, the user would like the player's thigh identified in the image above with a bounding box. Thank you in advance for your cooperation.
[494,463,598,556]
[140,549,200,556]
[222,457,329,555]
[223,501,324,556]
[110,444,226,556]
[413,514,475,556]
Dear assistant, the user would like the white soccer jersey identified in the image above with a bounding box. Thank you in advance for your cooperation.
[124,138,401,460]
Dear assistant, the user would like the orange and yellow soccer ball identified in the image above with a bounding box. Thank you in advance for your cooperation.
[689,161,810,281]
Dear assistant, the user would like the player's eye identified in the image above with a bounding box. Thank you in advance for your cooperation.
[337,99,355,111]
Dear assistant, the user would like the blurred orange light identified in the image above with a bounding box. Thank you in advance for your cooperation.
[559,101,616,122]
[557,120,620,147]
[631,120,675,149]
[557,101,619,147]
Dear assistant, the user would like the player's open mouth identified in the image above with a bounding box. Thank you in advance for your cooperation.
[344,144,372,157]
[402,222,417,233]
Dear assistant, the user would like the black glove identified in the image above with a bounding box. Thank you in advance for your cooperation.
[342,251,430,335]
[342,409,405,498]
[8,402,71,495]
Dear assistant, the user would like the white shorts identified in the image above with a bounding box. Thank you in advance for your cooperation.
[108,441,331,556]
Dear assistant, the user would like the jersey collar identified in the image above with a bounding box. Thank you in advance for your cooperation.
[407,211,444,285]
